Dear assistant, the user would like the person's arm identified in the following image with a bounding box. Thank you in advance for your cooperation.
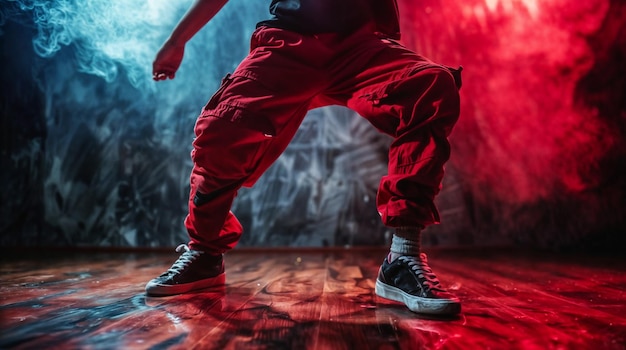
[153,0,229,81]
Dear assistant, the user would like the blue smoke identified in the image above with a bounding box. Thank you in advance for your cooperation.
[1,0,269,153]
[5,0,177,86]
[2,0,266,89]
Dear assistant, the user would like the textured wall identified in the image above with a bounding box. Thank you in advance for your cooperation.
[1,0,624,249]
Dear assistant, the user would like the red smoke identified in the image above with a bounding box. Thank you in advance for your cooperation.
[397,0,619,204]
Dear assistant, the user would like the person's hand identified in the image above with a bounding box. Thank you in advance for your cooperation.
[152,41,184,81]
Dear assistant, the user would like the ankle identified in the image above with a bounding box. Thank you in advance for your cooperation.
[389,228,422,261]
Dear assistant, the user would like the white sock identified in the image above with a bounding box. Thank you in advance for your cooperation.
[389,227,422,262]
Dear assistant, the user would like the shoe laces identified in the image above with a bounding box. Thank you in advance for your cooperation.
[399,253,445,292]
[163,244,203,275]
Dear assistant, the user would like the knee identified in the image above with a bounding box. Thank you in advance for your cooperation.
[398,66,460,129]
[414,66,459,100]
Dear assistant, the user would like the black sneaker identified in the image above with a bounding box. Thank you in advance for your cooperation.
[145,244,225,296]
[375,253,461,315]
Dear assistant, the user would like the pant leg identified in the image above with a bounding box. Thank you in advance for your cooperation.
[185,27,331,252]
[325,35,461,228]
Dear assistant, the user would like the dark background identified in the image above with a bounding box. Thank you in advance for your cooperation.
[1,0,624,250]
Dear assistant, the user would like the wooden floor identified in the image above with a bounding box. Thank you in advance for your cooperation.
[1,248,625,349]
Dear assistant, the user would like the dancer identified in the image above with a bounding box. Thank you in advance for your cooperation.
[147,0,462,315]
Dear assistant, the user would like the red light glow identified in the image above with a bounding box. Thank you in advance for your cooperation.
[398,0,619,204]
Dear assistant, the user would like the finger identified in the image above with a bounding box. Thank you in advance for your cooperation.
[153,72,170,81]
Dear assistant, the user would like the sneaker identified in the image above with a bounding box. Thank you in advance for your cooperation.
[375,253,461,315]
[145,244,225,296]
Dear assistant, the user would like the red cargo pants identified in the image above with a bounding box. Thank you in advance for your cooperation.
[185,26,461,252]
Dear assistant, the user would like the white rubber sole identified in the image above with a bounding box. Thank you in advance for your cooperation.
[145,273,226,297]
[375,279,461,315]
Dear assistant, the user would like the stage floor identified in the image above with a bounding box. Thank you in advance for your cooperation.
[1,248,625,349]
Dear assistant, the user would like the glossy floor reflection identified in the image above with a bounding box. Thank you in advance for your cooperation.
[1,249,625,349]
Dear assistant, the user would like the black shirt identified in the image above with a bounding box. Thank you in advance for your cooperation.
[257,0,401,39]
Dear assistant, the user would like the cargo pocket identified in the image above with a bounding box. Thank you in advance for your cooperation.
[359,65,423,106]
[203,73,233,111]
[360,87,389,107]
[201,101,276,138]
[199,72,278,138]
[360,64,454,107]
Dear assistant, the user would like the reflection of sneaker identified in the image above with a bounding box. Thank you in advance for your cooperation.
[375,253,461,315]
[145,244,225,296]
